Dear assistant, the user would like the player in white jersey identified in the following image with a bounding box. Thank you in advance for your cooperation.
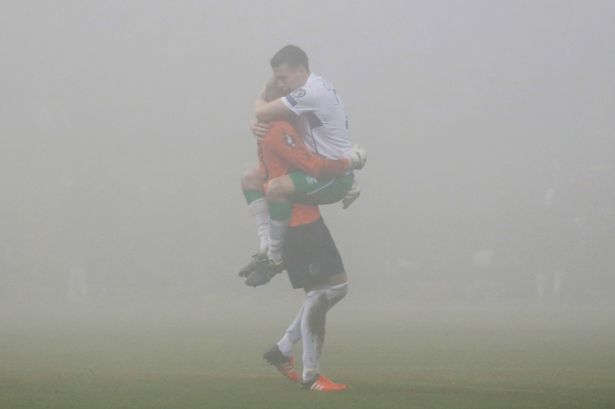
[280,72,352,159]
[240,45,365,279]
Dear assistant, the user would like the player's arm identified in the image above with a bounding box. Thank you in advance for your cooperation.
[266,124,351,178]
[254,97,293,123]
[254,85,316,122]
[251,80,291,136]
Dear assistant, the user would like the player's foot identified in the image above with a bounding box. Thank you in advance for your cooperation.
[263,345,300,383]
[244,258,285,287]
[238,253,268,277]
[303,374,347,392]
[268,259,285,276]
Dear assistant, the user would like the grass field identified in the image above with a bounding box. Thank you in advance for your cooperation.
[1,297,614,409]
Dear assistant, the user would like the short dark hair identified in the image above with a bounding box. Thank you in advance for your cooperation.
[270,45,309,70]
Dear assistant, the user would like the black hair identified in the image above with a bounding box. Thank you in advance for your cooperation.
[270,45,309,70]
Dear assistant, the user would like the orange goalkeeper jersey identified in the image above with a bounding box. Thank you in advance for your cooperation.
[258,121,350,227]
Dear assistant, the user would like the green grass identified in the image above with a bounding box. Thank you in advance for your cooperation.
[1,300,614,409]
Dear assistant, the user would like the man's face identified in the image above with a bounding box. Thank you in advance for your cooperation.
[272,64,308,94]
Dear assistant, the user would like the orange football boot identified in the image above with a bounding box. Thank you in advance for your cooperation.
[276,356,300,383]
[263,345,300,382]
[308,374,347,392]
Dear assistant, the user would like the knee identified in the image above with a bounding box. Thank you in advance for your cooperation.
[266,176,293,201]
[327,283,348,306]
[241,167,262,190]
[335,283,348,300]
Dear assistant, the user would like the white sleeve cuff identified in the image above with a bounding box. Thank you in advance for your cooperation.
[282,96,300,116]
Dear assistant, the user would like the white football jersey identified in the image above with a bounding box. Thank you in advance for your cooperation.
[282,73,352,160]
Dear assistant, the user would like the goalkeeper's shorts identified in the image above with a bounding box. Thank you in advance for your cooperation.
[289,171,354,206]
[282,217,345,290]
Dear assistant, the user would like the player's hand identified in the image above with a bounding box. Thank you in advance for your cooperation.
[250,120,270,139]
[348,145,367,170]
[342,179,361,209]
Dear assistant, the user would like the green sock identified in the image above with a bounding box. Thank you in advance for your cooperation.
[243,189,264,205]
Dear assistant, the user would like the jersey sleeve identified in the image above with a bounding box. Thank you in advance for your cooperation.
[281,87,318,116]
[266,123,350,178]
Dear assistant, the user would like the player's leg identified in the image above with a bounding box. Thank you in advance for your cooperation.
[263,283,348,386]
[290,219,348,390]
[239,166,269,276]
[300,283,348,391]
[272,284,347,348]
[264,171,354,270]
[276,303,304,356]
[300,284,349,381]
[264,176,294,267]
[325,282,349,309]
[261,216,349,390]
[288,171,355,206]
[300,289,328,383]
[263,303,304,382]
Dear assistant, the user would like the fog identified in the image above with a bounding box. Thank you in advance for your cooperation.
[1,0,614,315]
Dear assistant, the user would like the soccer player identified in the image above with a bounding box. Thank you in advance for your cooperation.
[241,45,363,278]
[243,83,351,391]
[241,79,364,286]
[260,217,349,392]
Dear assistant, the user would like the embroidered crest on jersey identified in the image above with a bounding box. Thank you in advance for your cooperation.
[291,88,306,99]
[305,176,318,185]
[284,134,296,147]
[285,88,306,107]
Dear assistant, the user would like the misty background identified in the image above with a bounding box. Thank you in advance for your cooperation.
[1,0,614,309]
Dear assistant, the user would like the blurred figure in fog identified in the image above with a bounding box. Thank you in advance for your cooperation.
[575,160,615,299]
[532,159,580,301]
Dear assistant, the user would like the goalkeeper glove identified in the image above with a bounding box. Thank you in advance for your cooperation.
[348,145,367,170]
[342,179,361,209]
